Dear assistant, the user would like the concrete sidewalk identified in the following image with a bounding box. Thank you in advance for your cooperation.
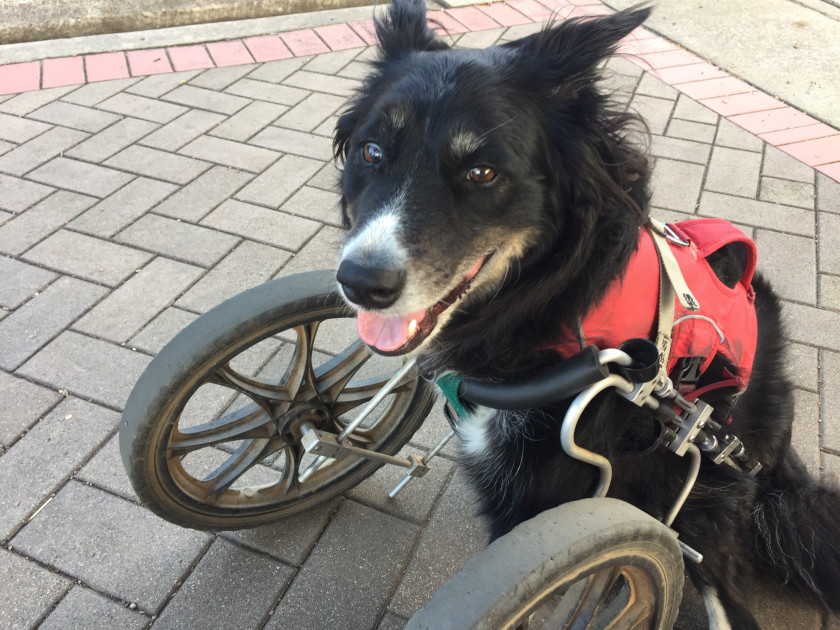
[606,0,840,134]
[1,1,839,629]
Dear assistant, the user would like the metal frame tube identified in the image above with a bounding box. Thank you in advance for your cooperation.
[388,428,455,498]
[336,358,418,441]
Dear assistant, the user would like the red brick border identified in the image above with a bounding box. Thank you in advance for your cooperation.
[0,0,838,179]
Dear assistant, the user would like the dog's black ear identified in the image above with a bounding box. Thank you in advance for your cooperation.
[504,7,650,87]
[375,0,449,59]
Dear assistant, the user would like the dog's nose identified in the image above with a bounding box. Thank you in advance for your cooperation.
[337,260,405,310]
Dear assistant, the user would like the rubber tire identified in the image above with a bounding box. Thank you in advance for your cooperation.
[406,498,683,630]
[119,269,436,530]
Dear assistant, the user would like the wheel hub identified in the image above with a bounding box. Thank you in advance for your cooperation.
[279,402,331,441]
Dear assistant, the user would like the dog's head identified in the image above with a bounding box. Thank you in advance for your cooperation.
[334,0,649,357]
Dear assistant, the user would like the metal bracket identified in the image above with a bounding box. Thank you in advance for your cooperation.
[300,426,344,459]
[665,400,713,457]
[300,424,417,470]
[712,434,744,465]
[620,379,658,407]
[404,454,431,479]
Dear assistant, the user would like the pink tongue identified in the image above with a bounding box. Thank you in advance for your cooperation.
[357,308,426,352]
[355,256,487,352]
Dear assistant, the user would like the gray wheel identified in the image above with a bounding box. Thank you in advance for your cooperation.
[120,270,435,530]
[407,498,683,630]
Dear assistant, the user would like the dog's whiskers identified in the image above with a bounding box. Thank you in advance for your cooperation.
[475,113,520,144]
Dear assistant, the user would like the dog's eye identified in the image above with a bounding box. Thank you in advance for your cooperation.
[468,166,497,184]
[362,142,383,164]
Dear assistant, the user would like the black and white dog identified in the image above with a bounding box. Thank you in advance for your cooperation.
[332,1,840,627]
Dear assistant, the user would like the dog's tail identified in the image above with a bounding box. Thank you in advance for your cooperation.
[751,454,840,611]
[740,273,840,610]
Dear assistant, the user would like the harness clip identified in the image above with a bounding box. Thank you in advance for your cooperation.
[675,356,704,394]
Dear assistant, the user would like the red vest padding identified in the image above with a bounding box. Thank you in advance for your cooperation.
[553,218,758,393]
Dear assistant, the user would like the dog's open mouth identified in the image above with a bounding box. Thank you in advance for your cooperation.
[356,255,491,355]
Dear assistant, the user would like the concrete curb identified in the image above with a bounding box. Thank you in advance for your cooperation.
[0,5,384,65]
[0,0,376,45]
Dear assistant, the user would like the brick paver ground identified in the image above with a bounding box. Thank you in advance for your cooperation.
[1,8,840,630]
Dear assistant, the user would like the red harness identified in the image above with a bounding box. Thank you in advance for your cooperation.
[553,218,758,397]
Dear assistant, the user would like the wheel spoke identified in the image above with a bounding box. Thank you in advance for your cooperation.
[600,573,652,630]
[602,598,649,630]
[211,364,292,410]
[576,567,619,623]
[283,322,319,400]
[541,567,653,630]
[169,404,275,454]
[330,368,416,417]
[207,323,319,409]
[537,578,588,629]
[280,443,306,493]
[312,339,372,401]
[542,568,620,629]
[201,438,284,499]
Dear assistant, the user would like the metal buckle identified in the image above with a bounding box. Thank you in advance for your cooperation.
[664,224,690,247]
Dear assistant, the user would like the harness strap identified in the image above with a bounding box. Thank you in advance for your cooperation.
[647,220,679,378]
[648,218,700,313]
[654,254,675,377]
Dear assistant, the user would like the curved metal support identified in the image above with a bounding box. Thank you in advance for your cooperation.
[560,373,635,498]
[664,443,701,527]
[597,348,633,367]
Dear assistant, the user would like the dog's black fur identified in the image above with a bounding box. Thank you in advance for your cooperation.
[333,2,840,627]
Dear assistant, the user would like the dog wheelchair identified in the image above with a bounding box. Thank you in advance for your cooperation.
[120,268,761,629]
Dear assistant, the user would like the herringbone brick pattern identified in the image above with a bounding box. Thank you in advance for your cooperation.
[1,26,839,630]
